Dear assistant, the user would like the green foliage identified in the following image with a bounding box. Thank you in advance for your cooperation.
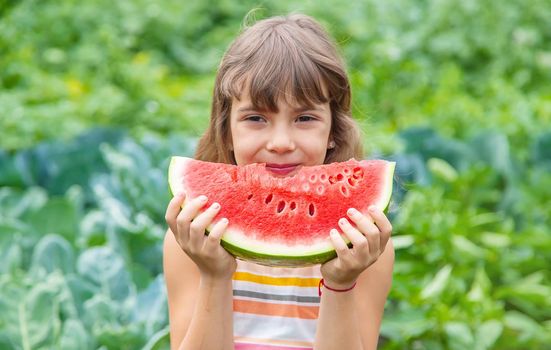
[1,0,549,151]
[0,130,194,349]
[385,128,551,349]
[1,0,550,348]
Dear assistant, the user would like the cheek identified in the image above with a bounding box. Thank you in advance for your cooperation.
[300,138,328,161]
[232,136,259,164]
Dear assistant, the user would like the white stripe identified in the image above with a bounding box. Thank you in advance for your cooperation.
[233,312,317,342]
[235,261,322,278]
[233,280,319,296]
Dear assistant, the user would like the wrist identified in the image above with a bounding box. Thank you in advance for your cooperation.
[200,273,234,287]
[318,278,357,296]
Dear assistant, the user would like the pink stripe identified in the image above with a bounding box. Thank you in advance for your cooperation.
[235,343,312,350]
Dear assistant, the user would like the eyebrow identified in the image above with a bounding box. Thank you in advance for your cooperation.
[236,105,325,113]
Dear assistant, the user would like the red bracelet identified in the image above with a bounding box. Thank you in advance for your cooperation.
[318,278,357,296]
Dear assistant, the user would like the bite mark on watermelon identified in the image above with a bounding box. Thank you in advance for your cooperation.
[168,157,395,267]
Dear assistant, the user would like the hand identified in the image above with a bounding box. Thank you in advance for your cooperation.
[320,206,392,289]
[165,192,237,279]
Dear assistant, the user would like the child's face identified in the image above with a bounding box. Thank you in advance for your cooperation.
[229,92,332,176]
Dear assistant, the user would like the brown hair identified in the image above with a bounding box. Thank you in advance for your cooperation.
[194,13,363,164]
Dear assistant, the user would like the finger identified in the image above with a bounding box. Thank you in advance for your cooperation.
[189,202,221,249]
[204,217,229,252]
[165,192,186,233]
[176,195,209,245]
[368,206,392,250]
[329,229,350,260]
[338,218,368,255]
[347,208,381,254]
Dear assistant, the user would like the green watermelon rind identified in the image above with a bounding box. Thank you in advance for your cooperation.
[168,157,395,267]
[220,238,339,267]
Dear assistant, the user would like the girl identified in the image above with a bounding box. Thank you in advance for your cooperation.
[164,13,394,350]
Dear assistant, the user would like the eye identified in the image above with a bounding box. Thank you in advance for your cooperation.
[245,115,266,122]
[296,115,316,122]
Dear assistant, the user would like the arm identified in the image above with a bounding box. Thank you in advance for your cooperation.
[315,206,394,350]
[164,193,236,350]
[315,240,394,350]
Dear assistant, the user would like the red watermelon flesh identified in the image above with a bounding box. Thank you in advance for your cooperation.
[168,157,395,267]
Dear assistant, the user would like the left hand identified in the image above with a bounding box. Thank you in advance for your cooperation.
[320,205,393,289]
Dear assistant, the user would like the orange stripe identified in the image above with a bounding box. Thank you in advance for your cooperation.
[233,272,320,287]
[233,299,319,320]
[235,336,313,348]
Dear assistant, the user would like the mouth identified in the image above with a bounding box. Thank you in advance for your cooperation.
[265,163,300,176]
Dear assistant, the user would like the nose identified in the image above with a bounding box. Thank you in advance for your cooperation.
[266,126,296,153]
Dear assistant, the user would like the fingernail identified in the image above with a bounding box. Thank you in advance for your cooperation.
[221,218,228,224]
[212,202,220,210]
[347,208,358,216]
[339,218,348,225]
[369,205,376,212]
[199,195,208,202]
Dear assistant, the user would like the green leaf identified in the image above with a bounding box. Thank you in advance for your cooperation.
[467,266,491,302]
[58,319,92,350]
[0,186,47,220]
[469,131,514,179]
[78,210,108,248]
[451,235,486,259]
[0,225,23,274]
[132,276,167,336]
[18,281,62,349]
[479,232,512,248]
[380,308,434,340]
[499,283,551,307]
[421,264,453,299]
[142,326,170,350]
[23,128,124,196]
[21,196,79,240]
[428,157,458,182]
[399,127,475,171]
[392,235,414,250]
[82,294,121,327]
[444,322,474,349]
[504,311,543,341]
[30,234,75,276]
[76,247,132,301]
[0,150,25,187]
[532,131,551,167]
[475,319,503,349]
[65,275,99,317]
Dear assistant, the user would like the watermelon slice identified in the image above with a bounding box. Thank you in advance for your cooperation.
[168,157,395,267]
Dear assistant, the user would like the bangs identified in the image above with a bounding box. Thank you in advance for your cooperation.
[219,26,332,111]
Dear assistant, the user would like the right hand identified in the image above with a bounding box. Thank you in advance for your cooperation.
[165,192,237,279]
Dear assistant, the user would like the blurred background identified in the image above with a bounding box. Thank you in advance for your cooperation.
[0,0,550,349]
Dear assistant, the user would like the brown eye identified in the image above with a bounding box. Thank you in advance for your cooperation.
[296,115,315,122]
[246,115,265,122]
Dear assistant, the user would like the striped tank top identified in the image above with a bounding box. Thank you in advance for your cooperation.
[232,259,322,350]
